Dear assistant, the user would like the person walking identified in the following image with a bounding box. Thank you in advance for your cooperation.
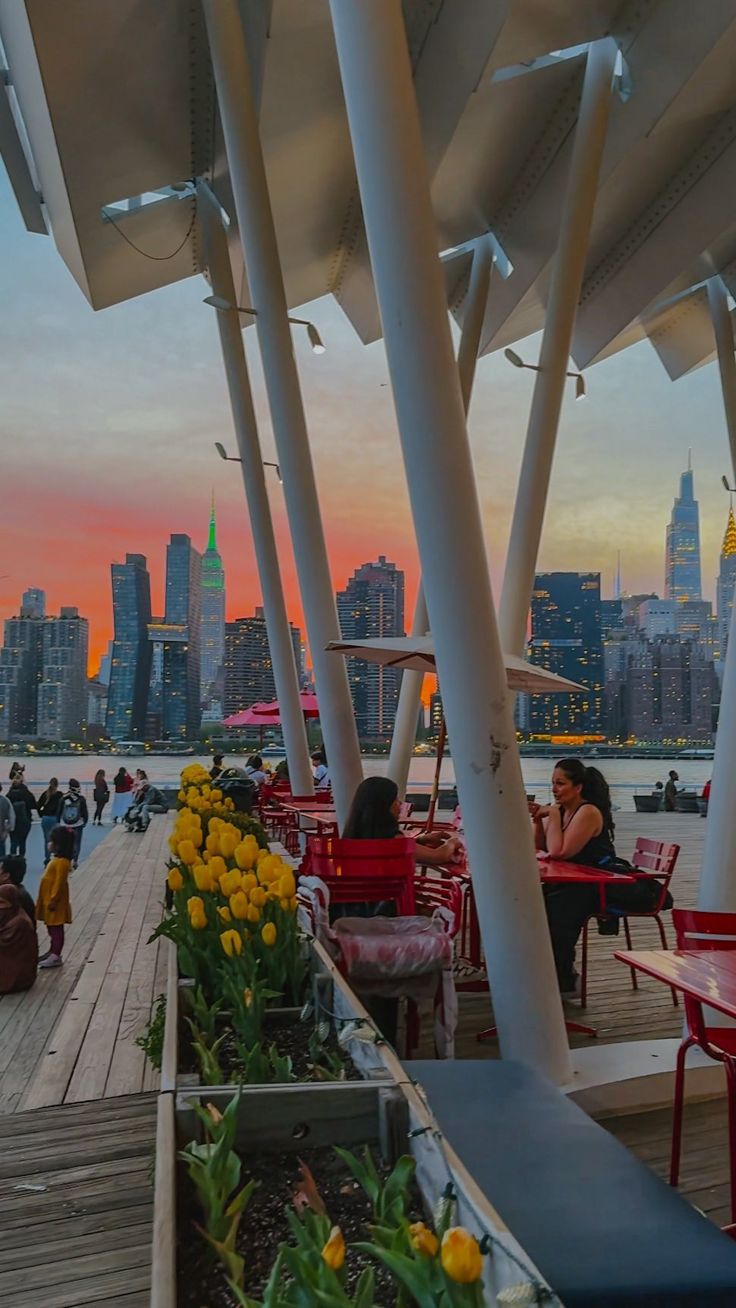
[111,767,134,824]
[0,785,15,858]
[92,769,110,825]
[38,777,64,860]
[664,770,679,813]
[36,824,74,969]
[60,779,88,869]
[8,774,37,858]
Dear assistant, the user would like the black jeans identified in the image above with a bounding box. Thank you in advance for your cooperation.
[544,879,665,991]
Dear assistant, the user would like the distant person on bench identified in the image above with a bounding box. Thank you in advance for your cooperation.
[664,770,679,812]
[125,780,168,832]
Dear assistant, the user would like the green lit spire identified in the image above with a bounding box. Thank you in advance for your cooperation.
[202,492,225,590]
[207,489,217,552]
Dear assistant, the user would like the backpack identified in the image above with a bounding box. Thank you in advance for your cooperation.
[62,793,82,825]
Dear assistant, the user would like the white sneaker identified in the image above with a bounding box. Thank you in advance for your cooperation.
[39,954,62,969]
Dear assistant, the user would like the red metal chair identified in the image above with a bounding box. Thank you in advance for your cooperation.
[303,836,416,915]
[262,807,301,856]
[670,908,736,1222]
[579,837,680,1008]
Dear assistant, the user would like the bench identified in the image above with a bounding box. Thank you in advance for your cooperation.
[412,1060,736,1306]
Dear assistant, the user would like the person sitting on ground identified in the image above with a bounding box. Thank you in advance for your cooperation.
[61,779,88,869]
[36,824,74,970]
[664,769,679,812]
[125,779,169,832]
[243,755,268,788]
[210,753,225,781]
[0,882,38,994]
[343,776,463,866]
[311,748,330,791]
[0,854,35,926]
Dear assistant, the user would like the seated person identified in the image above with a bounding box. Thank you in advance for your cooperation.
[243,755,268,788]
[533,758,671,997]
[343,776,462,866]
[0,854,35,926]
[311,749,331,791]
[125,781,168,832]
[0,882,38,994]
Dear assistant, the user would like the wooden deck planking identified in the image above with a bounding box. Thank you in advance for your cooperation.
[0,817,169,1114]
[0,1093,156,1308]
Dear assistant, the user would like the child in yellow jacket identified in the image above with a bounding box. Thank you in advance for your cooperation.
[36,824,74,969]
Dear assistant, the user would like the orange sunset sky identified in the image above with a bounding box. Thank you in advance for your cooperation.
[2,166,734,675]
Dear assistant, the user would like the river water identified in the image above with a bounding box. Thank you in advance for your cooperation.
[6,752,712,808]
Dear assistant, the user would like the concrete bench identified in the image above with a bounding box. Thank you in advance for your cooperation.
[412,1060,736,1306]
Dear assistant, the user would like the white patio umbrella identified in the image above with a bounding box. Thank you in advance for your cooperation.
[326,635,584,826]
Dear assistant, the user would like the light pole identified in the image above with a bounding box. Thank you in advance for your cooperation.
[215,442,282,482]
[203,295,326,354]
[504,347,587,401]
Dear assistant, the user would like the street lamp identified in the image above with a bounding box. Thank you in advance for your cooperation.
[203,294,326,354]
[214,442,282,482]
[504,346,586,400]
[722,474,736,494]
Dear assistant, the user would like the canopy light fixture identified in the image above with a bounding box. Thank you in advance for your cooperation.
[503,347,586,400]
[203,295,326,353]
[215,443,282,482]
[722,474,736,494]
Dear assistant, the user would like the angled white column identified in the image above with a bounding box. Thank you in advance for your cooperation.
[329,0,571,1082]
[499,40,617,657]
[699,278,736,909]
[202,0,363,825]
[388,239,493,797]
[198,184,314,797]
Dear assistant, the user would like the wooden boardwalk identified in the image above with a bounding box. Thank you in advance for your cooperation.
[0,818,169,1114]
[0,1092,157,1307]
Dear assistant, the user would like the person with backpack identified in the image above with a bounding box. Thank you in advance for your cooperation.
[8,775,37,858]
[0,785,15,858]
[38,777,64,859]
[60,779,88,869]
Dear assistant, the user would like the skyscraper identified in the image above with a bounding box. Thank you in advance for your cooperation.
[200,496,226,702]
[150,534,202,740]
[21,587,45,619]
[223,608,303,715]
[336,557,405,737]
[717,504,736,664]
[665,459,702,602]
[0,605,44,739]
[106,554,153,740]
[37,607,89,740]
[527,573,604,737]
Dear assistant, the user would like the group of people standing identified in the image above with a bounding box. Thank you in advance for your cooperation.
[0,766,90,866]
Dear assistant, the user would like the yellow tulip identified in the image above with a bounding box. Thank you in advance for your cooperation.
[220,928,243,957]
[409,1222,439,1258]
[193,863,216,893]
[206,832,221,855]
[219,869,242,899]
[234,843,254,871]
[210,788,223,802]
[177,789,186,802]
[217,905,232,924]
[278,871,296,899]
[168,834,179,853]
[230,891,249,920]
[321,1226,345,1271]
[280,898,290,912]
[167,866,184,892]
[250,886,267,908]
[224,797,235,810]
[243,987,253,1008]
[177,839,197,867]
[246,904,261,925]
[240,872,257,893]
[256,848,270,863]
[440,1229,484,1284]
[190,908,207,930]
[187,895,205,918]
[190,827,203,849]
[209,856,227,882]
[220,832,238,860]
[261,922,277,947]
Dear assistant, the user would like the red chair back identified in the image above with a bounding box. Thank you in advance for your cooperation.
[631,837,679,912]
[414,872,463,937]
[303,836,416,914]
[291,791,333,804]
[672,908,736,1054]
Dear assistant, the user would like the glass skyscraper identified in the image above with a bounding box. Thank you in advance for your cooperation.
[200,498,226,700]
[151,534,202,740]
[336,557,405,737]
[665,461,702,602]
[527,572,604,737]
[717,504,736,664]
[105,554,153,740]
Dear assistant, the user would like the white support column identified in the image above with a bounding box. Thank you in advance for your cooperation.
[329,0,571,1082]
[699,278,736,910]
[198,184,314,797]
[388,239,493,796]
[202,0,363,825]
[498,40,617,657]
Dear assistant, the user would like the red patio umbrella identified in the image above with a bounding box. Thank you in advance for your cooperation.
[222,692,319,728]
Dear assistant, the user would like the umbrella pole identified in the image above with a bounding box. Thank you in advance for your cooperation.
[425,715,446,831]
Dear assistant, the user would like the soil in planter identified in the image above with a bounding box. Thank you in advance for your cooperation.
[180,1014,363,1084]
[178,1143,423,1307]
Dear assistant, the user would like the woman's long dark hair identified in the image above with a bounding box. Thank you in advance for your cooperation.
[342,776,400,840]
[555,757,614,837]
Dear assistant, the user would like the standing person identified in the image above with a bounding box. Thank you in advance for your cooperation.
[8,774,37,858]
[664,770,679,812]
[35,824,74,969]
[0,785,15,858]
[92,770,110,825]
[38,778,64,860]
[9,762,24,784]
[311,748,330,791]
[111,767,134,824]
[0,883,38,993]
[210,753,225,781]
[60,779,88,869]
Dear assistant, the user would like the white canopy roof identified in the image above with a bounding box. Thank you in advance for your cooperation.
[326,636,584,695]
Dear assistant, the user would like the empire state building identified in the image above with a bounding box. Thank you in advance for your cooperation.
[200,496,226,699]
[665,459,702,603]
